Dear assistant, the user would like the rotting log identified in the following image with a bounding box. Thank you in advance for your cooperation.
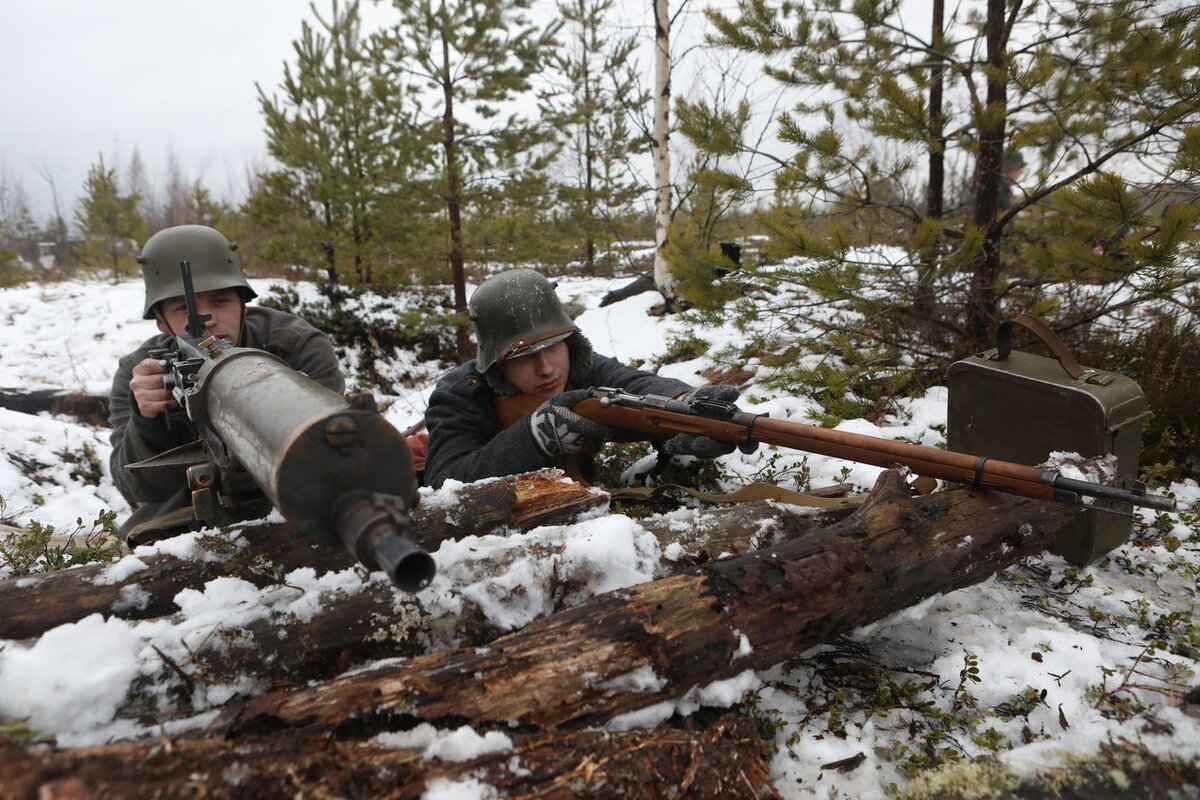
[109,499,858,723]
[638,490,858,566]
[0,389,108,426]
[0,470,605,640]
[5,470,855,722]
[597,272,656,307]
[122,499,848,695]
[215,471,1081,737]
[0,716,779,800]
[114,499,855,721]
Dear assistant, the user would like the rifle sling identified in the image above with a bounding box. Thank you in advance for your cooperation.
[608,475,938,507]
[607,482,858,507]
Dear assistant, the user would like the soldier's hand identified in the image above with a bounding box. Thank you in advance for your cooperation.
[530,389,644,457]
[129,357,178,419]
[666,384,756,458]
[662,432,738,458]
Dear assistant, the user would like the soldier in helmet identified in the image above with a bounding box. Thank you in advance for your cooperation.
[423,268,741,488]
[108,224,345,544]
[998,149,1026,211]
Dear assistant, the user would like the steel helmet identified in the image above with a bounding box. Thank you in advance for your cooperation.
[137,225,257,319]
[469,269,579,372]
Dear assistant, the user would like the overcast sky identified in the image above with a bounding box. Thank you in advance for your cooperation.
[0,0,932,233]
[0,0,396,227]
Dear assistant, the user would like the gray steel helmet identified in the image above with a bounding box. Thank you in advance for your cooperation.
[469,269,579,372]
[137,225,257,319]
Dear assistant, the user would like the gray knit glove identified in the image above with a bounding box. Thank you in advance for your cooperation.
[530,389,641,457]
[663,385,745,458]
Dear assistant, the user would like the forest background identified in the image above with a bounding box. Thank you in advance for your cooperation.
[1,0,1198,484]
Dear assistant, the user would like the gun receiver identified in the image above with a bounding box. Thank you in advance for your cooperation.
[129,262,435,592]
[576,386,1177,514]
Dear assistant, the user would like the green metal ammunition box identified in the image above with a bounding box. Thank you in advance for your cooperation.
[946,316,1149,565]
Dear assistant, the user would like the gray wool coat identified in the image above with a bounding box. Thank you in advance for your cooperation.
[423,351,692,488]
[108,306,344,540]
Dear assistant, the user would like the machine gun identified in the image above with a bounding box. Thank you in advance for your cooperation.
[126,261,435,592]
[575,386,1178,514]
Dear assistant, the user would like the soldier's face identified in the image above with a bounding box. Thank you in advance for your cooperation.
[155,288,246,343]
[501,340,569,398]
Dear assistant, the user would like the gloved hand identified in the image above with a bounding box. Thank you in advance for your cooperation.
[664,384,751,458]
[530,389,643,457]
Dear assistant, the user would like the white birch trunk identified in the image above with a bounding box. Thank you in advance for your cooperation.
[651,0,676,302]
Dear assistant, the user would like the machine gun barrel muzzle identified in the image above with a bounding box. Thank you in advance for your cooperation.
[335,491,436,593]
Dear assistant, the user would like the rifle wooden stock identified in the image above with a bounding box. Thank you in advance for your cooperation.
[573,389,1177,512]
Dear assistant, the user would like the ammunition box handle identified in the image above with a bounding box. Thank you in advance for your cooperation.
[993,314,1085,380]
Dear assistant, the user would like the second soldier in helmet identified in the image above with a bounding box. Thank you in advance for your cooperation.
[423,268,741,488]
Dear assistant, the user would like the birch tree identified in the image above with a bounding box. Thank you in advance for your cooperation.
[651,0,676,303]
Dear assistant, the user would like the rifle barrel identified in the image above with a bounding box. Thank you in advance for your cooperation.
[576,388,1177,513]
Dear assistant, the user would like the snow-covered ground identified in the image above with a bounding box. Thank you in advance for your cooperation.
[0,274,1196,797]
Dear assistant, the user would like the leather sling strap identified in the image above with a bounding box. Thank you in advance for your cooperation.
[607,475,937,508]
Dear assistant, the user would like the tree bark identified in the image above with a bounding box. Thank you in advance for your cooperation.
[0,716,780,800]
[110,495,853,721]
[0,470,605,640]
[598,272,656,307]
[214,471,1080,738]
[0,389,108,426]
[915,0,947,319]
[965,0,1013,349]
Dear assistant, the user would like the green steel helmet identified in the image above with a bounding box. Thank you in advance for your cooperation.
[137,225,257,319]
[469,269,579,372]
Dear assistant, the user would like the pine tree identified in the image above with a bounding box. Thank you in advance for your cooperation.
[687,0,1200,356]
[0,163,40,282]
[186,180,231,228]
[543,0,650,274]
[372,0,560,356]
[666,68,759,304]
[250,0,426,287]
[74,154,145,281]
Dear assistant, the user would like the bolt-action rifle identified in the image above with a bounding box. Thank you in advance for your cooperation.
[126,261,435,592]
[574,387,1178,513]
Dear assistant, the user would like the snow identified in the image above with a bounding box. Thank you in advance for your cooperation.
[0,273,1197,795]
[375,723,514,762]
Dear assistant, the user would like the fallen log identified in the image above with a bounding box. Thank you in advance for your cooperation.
[597,272,656,307]
[638,490,857,566]
[112,497,852,719]
[0,716,779,800]
[0,389,109,426]
[0,470,606,641]
[215,471,1081,737]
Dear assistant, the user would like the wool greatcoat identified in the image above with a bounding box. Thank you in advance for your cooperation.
[108,306,344,542]
[423,348,692,489]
